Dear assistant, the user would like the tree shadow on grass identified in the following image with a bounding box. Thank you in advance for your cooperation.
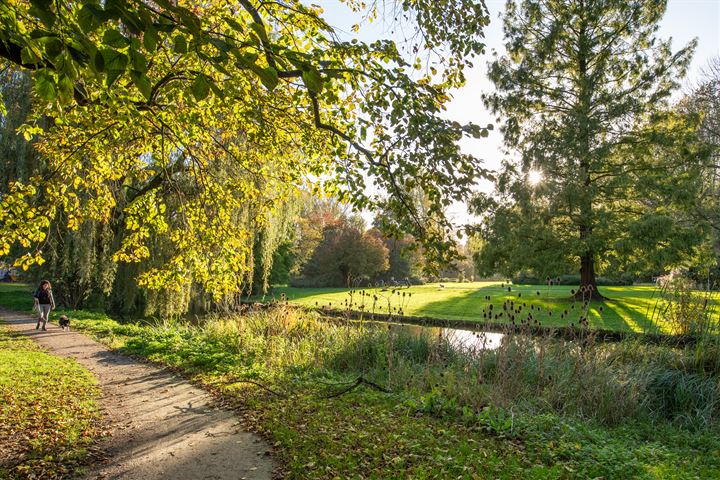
[412,284,662,333]
[601,297,666,334]
[599,300,652,334]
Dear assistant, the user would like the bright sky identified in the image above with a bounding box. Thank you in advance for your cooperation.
[316,0,720,226]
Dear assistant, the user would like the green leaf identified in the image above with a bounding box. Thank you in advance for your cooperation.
[101,49,128,86]
[67,45,89,66]
[154,15,176,33]
[223,16,245,32]
[29,29,53,39]
[249,22,267,40]
[57,75,75,103]
[103,29,129,48]
[209,38,231,53]
[143,27,159,51]
[191,74,211,101]
[77,4,103,33]
[130,49,148,73]
[101,49,128,72]
[120,10,145,35]
[29,0,56,28]
[302,68,323,94]
[208,80,224,99]
[130,70,152,101]
[106,69,123,88]
[102,0,125,20]
[257,67,278,91]
[93,50,105,72]
[43,37,64,59]
[20,45,43,65]
[34,69,56,100]
[174,35,187,54]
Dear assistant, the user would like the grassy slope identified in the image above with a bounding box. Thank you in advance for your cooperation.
[0,322,101,479]
[269,282,702,333]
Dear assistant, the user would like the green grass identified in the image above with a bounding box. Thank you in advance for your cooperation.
[68,311,720,479]
[267,282,717,333]
[0,323,101,479]
[2,283,718,479]
[0,283,36,313]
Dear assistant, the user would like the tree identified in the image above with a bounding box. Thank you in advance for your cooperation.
[291,196,349,277]
[367,227,426,284]
[0,0,491,300]
[301,217,389,287]
[0,70,117,309]
[0,70,42,189]
[681,57,720,267]
[477,0,700,298]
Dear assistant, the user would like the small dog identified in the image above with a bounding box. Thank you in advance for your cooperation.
[58,315,70,331]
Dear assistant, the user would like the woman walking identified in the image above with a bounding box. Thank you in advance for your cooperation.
[33,280,55,331]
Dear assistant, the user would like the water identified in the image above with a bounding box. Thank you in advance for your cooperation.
[443,328,505,350]
[386,323,505,350]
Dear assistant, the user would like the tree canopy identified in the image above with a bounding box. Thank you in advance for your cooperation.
[474,0,707,297]
[301,215,389,287]
[0,0,491,300]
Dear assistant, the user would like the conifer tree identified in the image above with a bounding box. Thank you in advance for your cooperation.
[477,0,702,298]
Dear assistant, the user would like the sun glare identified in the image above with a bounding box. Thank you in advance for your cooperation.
[528,170,543,186]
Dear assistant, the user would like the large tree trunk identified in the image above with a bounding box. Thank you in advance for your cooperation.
[577,250,604,300]
[574,23,604,303]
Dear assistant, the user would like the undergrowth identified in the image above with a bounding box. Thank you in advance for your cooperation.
[59,305,720,479]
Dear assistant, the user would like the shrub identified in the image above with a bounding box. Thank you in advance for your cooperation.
[652,271,720,338]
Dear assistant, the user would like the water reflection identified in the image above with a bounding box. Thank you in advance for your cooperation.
[444,328,504,350]
[388,324,504,350]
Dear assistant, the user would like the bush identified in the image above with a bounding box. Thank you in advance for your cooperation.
[652,271,720,338]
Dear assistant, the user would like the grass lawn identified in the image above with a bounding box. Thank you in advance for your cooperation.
[267,282,717,333]
[0,283,36,313]
[0,322,101,479]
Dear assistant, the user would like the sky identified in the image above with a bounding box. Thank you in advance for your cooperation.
[315,0,720,226]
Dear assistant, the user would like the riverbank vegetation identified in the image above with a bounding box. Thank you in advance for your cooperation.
[2,283,715,479]
[57,308,720,478]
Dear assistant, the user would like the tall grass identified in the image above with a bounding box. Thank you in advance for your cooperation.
[651,273,720,338]
[106,304,720,430]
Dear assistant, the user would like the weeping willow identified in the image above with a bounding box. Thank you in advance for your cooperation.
[1,70,300,317]
[0,70,41,189]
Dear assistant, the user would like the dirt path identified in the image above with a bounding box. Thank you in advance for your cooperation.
[0,310,277,480]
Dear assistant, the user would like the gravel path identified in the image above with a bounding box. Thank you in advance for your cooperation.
[1,310,277,480]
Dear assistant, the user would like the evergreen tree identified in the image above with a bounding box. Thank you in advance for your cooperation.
[477,0,700,298]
